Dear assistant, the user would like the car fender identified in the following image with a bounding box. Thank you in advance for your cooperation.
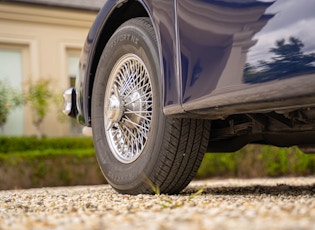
[77,0,176,126]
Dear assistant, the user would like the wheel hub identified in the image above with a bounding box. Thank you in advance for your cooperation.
[106,94,122,121]
[125,91,142,128]
[105,85,124,130]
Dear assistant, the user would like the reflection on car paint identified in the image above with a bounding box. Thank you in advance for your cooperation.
[244,0,315,84]
[244,37,315,83]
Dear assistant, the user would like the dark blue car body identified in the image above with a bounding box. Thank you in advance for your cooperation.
[74,0,315,151]
[62,0,315,194]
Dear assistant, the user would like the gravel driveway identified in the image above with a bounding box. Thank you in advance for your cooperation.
[0,177,314,230]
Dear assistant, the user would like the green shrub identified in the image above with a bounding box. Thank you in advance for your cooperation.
[197,145,315,179]
[0,136,94,153]
[0,147,105,190]
[1,137,315,189]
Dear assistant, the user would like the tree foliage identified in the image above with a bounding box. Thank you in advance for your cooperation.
[244,37,315,83]
[0,81,24,134]
[26,79,53,139]
[264,37,315,75]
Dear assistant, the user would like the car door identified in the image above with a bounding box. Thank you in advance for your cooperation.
[176,0,315,117]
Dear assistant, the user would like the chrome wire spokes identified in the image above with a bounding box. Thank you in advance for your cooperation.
[104,54,153,163]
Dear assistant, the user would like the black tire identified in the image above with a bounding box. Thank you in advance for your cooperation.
[91,17,210,194]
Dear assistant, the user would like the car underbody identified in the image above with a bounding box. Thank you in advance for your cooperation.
[208,107,315,153]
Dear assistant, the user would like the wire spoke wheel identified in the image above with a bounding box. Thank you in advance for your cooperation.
[92,17,210,194]
[104,54,153,164]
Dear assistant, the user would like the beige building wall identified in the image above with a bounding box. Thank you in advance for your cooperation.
[0,2,97,136]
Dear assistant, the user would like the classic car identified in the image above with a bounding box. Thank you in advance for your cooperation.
[63,0,315,194]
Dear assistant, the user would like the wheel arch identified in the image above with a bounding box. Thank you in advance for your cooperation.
[84,0,163,126]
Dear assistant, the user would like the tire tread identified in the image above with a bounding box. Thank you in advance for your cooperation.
[151,118,211,194]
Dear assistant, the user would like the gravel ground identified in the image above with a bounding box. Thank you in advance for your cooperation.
[0,177,314,230]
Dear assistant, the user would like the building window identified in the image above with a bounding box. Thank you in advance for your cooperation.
[0,48,24,136]
[68,55,79,88]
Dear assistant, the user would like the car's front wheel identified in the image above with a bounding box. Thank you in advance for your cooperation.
[91,17,210,194]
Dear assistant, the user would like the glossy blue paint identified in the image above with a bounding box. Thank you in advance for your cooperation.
[178,0,273,102]
[177,0,315,115]
[76,0,315,125]
[149,0,181,110]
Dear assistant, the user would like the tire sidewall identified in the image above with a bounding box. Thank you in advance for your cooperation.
[92,19,165,192]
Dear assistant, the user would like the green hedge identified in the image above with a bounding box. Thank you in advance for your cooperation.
[197,145,315,179]
[0,148,106,190]
[0,136,94,153]
[0,137,102,190]
[1,137,315,189]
